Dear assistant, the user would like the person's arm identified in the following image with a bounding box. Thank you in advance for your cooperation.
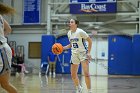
[3,18,12,36]
[86,37,92,54]
[86,37,92,60]
[63,44,72,50]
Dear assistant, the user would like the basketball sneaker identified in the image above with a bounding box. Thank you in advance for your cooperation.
[53,72,56,78]
[49,72,52,76]
[88,89,92,93]
[88,90,92,93]
[76,86,83,93]
[24,70,29,74]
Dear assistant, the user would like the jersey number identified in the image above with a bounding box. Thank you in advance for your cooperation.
[73,43,78,48]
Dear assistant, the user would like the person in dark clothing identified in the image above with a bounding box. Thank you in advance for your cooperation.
[17,53,28,74]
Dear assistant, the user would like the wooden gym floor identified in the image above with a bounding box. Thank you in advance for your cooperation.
[0,74,140,93]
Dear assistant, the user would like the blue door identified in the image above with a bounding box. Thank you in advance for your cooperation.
[108,35,132,75]
[133,35,140,75]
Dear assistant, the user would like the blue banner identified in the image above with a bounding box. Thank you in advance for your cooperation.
[70,3,117,14]
[23,0,40,24]
[70,0,116,3]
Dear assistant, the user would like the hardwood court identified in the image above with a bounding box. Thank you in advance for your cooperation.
[0,74,140,93]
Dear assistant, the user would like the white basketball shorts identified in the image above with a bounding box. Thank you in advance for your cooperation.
[71,51,88,64]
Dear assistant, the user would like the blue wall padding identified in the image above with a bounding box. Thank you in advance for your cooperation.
[41,35,55,64]
[132,35,140,75]
[56,36,71,74]
[108,35,133,75]
[56,35,70,74]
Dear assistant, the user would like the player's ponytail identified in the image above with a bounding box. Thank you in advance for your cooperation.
[0,3,16,15]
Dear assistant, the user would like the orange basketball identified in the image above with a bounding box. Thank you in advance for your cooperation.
[52,43,63,55]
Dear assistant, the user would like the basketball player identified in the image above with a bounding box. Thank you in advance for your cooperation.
[63,19,92,93]
[0,3,18,93]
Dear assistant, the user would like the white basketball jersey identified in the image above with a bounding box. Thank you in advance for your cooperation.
[67,28,89,53]
[0,15,7,43]
[0,15,10,74]
[0,55,3,72]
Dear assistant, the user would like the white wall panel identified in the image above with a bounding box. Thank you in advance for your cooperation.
[88,37,108,76]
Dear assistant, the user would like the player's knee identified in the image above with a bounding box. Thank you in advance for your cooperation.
[84,72,90,77]
[71,73,77,79]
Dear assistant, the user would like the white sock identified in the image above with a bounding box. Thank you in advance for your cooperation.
[76,85,81,89]
[88,89,92,92]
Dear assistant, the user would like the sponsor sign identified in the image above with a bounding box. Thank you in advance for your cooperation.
[70,0,117,14]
